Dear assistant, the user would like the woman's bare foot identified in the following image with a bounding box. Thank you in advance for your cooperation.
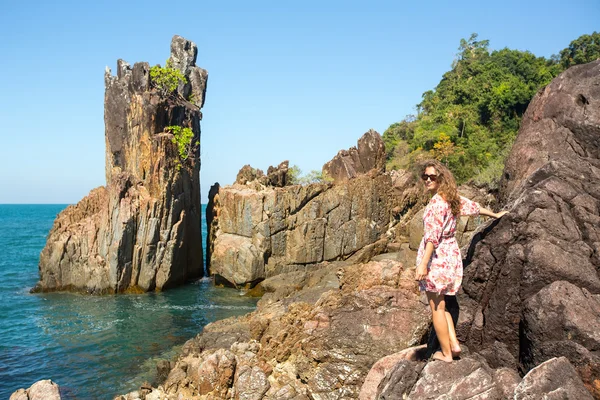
[432,351,453,363]
[451,343,462,358]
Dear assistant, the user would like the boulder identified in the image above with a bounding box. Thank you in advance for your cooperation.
[35,35,206,293]
[514,357,594,400]
[266,160,290,187]
[521,281,600,391]
[406,357,502,399]
[358,345,427,400]
[235,165,265,185]
[459,60,600,397]
[371,356,520,400]
[10,380,61,400]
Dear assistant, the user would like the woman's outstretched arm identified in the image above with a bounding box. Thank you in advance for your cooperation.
[479,206,508,219]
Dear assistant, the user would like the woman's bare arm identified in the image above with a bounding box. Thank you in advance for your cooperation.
[479,206,508,219]
[415,241,435,281]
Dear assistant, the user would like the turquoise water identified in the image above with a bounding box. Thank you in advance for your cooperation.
[0,204,257,399]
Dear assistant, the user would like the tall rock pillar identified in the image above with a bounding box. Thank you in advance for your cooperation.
[35,35,207,293]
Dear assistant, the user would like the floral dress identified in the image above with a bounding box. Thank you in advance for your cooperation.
[417,193,480,295]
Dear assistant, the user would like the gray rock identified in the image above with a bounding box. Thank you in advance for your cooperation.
[10,380,61,400]
[376,359,424,400]
[521,281,600,384]
[514,357,593,399]
[168,35,208,106]
[207,172,400,286]
[407,357,502,399]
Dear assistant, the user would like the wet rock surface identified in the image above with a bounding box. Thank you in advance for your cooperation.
[35,35,207,293]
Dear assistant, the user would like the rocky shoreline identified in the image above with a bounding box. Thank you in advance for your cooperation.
[114,59,600,399]
[11,48,600,398]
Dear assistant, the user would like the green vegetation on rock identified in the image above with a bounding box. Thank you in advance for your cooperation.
[287,165,333,185]
[166,125,198,170]
[384,32,599,189]
[150,60,187,97]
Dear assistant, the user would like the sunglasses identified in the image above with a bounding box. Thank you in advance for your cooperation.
[421,174,438,182]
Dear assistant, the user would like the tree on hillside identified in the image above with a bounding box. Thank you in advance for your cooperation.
[558,32,600,69]
[384,32,597,189]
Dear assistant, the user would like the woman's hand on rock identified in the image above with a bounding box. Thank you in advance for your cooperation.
[415,263,428,281]
[494,210,509,219]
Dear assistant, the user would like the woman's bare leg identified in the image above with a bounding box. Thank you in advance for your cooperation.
[445,311,461,357]
[426,292,453,362]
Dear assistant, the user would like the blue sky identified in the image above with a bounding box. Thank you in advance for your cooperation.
[0,0,597,204]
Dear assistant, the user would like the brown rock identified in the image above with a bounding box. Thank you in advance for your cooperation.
[458,60,600,394]
[207,172,404,287]
[375,360,425,400]
[235,165,265,185]
[120,259,430,399]
[323,129,386,184]
[35,35,206,293]
[407,357,502,399]
[500,60,600,203]
[521,281,600,395]
[267,160,290,187]
[195,349,236,396]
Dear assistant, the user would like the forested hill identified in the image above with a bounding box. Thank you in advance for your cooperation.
[383,32,600,188]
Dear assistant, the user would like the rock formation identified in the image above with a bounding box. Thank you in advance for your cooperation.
[207,130,488,289]
[454,59,600,396]
[323,129,386,184]
[30,45,600,400]
[366,352,593,399]
[34,35,207,294]
[118,259,431,399]
[206,131,424,287]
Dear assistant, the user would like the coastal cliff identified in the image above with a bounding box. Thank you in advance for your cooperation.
[34,36,207,294]
[455,59,600,395]
[114,60,600,399]
[206,130,487,289]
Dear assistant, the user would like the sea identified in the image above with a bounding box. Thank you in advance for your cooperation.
[0,204,258,399]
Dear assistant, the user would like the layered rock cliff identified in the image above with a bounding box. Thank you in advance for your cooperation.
[206,131,424,287]
[34,35,207,294]
[206,130,488,289]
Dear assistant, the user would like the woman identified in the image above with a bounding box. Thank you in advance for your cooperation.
[415,160,507,362]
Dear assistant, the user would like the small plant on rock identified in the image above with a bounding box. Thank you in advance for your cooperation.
[166,125,198,170]
[150,59,187,97]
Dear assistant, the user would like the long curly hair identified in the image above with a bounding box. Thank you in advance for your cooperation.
[420,159,460,216]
